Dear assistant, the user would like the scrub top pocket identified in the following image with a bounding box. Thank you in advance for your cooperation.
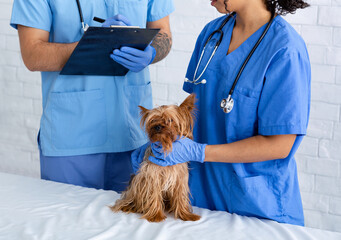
[49,89,107,150]
[228,172,282,220]
[225,88,260,143]
[124,82,152,141]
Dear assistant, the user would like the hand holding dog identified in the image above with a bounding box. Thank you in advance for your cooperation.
[131,142,150,174]
[149,138,207,167]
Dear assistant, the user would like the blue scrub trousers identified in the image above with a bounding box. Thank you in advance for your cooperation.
[39,150,134,192]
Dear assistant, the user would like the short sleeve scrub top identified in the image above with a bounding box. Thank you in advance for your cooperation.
[183,14,311,226]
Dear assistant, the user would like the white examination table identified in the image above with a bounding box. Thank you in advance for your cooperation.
[0,172,340,240]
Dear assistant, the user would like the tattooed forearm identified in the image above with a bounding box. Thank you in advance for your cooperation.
[151,31,172,63]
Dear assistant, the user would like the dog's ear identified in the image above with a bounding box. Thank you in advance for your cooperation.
[179,94,196,113]
[139,106,150,116]
[179,94,196,140]
[139,106,150,128]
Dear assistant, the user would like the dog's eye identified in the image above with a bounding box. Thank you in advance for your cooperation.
[168,119,173,123]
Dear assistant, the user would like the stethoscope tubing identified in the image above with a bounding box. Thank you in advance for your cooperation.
[76,0,89,32]
[188,12,236,85]
[185,11,276,114]
[192,45,218,84]
[228,11,276,96]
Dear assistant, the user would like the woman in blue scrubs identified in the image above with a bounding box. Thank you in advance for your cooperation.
[133,0,311,226]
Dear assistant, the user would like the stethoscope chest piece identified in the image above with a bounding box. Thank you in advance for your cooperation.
[220,95,234,114]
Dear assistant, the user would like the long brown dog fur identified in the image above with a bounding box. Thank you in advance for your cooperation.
[110,94,200,222]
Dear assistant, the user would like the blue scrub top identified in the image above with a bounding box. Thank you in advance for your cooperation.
[184,15,311,226]
[10,0,174,156]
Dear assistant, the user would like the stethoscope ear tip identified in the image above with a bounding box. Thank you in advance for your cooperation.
[81,23,89,32]
[184,78,207,85]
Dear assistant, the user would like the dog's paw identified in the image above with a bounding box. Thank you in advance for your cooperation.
[178,213,201,221]
[142,212,167,222]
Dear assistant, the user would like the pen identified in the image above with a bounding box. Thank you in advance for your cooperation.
[93,17,105,23]
[93,16,140,28]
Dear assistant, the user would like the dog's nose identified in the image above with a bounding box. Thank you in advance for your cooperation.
[153,125,162,132]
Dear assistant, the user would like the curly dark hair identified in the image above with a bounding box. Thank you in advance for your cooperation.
[264,0,310,15]
[223,0,310,15]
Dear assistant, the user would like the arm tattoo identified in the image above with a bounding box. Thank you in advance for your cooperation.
[151,31,172,63]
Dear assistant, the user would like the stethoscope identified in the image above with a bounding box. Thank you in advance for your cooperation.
[184,12,276,114]
[76,0,113,32]
[76,0,89,32]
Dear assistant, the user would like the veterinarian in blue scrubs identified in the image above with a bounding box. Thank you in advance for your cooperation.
[10,0,174,192]
[133,0,311,226]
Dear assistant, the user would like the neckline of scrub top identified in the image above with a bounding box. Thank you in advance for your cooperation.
[219,15,280,60]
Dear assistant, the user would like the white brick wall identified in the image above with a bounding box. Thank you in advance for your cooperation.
[0,0,341,233]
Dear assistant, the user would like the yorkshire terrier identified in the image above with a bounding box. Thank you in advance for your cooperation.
[111,94,200,222]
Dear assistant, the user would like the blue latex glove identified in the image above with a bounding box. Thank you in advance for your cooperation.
[102,14,131,27]
[103,14,156,72]
[149,138,207,167]
[131,142,150,174]
[110,45,156,72]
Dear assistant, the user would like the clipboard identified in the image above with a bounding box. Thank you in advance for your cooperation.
[60,27,160,76]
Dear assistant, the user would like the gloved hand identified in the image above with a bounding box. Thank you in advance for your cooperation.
[131,142,150,174]
[148,138,207,167]
[102,14,131,27]
[110,45,156,72]
[103,14,156,72]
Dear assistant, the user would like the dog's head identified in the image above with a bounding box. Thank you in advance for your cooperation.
[139,94,196,153]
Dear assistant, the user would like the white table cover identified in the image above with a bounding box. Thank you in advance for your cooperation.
[0,172,340,240]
